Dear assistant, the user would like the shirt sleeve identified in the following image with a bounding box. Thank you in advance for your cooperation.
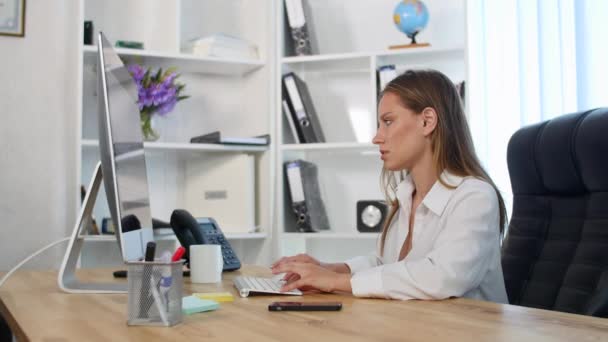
[350,186,500,300]
[344,253,383,274]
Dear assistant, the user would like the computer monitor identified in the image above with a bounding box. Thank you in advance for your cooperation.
[58,32,155,293]
[97,32,154,261]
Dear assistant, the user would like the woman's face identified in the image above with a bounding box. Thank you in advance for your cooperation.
[373,92,427,171]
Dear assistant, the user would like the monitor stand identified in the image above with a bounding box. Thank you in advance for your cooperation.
[58,162,127,293]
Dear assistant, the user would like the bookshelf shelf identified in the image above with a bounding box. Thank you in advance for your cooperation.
[80,139,98,148]
[376,46,464,59]
[153,232,268,241]
[281,46,464,65]
[276,0,467,262]
[77,1,274,268]
[282,51,371,64]
[81,139,268,153]
[281,142,377,153]
[283,232,379,240]
[83,45,265,75]
[83,232,268,242]
[77,0,466,266]
[81,236,115,242]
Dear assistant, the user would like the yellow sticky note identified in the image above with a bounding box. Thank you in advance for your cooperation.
[193,292,235,303]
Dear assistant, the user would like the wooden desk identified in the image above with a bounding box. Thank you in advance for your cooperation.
[1,266,607,341]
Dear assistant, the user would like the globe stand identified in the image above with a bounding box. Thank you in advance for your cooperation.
[389,42,430,50]
[389,32,430,50]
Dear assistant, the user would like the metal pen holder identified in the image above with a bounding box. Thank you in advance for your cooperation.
[126,260,184,326]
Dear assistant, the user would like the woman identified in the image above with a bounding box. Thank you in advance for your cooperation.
[272,69,508,303]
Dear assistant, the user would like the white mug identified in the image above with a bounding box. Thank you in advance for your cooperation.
[190,245,223,283]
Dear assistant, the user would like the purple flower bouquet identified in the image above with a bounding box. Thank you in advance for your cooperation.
[127,64,189,140]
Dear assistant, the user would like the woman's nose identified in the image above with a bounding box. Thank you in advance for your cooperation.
[372,130,383,144]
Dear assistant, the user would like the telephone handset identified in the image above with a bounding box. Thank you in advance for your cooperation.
[170,209,241,272]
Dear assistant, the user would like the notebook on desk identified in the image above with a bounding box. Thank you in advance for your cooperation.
[233,276,302,298]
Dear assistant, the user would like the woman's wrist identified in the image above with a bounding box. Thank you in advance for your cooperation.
[331,273,353,293]
[322,262,351,274]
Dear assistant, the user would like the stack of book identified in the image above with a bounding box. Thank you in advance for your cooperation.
[190,131,270,146]
[182,33,259,60]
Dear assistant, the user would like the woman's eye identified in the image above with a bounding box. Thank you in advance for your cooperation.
[384,120,393,126]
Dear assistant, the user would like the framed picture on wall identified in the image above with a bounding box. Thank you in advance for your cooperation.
[0,0,25,37]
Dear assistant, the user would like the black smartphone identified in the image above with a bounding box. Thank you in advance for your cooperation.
[268,302,342,311]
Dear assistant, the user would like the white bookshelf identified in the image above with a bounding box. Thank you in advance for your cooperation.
[283,233,379,240]
[154,232,268,241]
[281,142,377,152]
[275,0,467,262]
[81,232,267,242]
[75,0,468,268]
[81,139,269,153]
[83,45,264,75]
[281,46,464,64]
[77,0,275,268]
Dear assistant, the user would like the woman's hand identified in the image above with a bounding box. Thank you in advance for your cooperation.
[271,253,322,268]
[271,262,352,293]
[271,253,323,283]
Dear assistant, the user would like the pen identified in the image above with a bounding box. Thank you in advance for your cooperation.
[139,241,157,318]
[171,246,186,262]
[159,251,172,310]
[150,276,170,325]
[144,241,156,262]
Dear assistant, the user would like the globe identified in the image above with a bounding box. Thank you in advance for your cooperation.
[393,0,430,45]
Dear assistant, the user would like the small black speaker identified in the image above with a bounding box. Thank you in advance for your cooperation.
[84,21,93,45]
[357,200,387,233]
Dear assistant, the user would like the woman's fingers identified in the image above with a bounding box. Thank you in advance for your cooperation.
[283,272,299,283]
[281,279,305,292]
[272,262,295,274]
[271,256,298,269]
[272,254,316,267]
[273,262,308,276]
[274,263,315,292]
[271,256,290,268]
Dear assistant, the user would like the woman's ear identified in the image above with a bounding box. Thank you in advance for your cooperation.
[421,107,438,136]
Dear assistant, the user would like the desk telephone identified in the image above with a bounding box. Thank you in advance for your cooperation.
[170,209,241,272]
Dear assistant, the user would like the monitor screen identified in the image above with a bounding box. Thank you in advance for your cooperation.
[97,32,154,261]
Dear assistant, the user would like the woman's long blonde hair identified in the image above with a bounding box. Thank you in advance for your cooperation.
[378,69,507,257]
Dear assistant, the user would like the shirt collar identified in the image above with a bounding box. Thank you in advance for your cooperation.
[396,174,415,207]
[395,170,465,216]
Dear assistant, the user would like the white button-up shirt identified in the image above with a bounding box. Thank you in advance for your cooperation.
[345,171,508,303]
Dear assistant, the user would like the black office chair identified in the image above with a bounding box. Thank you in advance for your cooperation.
[0,314,11,342]
[501,108,608,317]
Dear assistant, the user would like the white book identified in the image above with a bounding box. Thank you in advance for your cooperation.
[183,33,259,59]
[217,136,268,145]
[189,44,258,59]
[190,131,269,145]
[186,33,250,49]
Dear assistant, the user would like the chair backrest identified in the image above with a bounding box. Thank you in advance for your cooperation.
[502,108,608,317]
[0,315,11,341]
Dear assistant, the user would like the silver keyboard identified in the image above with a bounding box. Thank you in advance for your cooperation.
[233,276,303,298]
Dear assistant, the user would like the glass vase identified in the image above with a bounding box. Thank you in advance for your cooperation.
[140,112,160,142]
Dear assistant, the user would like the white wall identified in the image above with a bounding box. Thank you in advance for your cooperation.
[0,1,79,271]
